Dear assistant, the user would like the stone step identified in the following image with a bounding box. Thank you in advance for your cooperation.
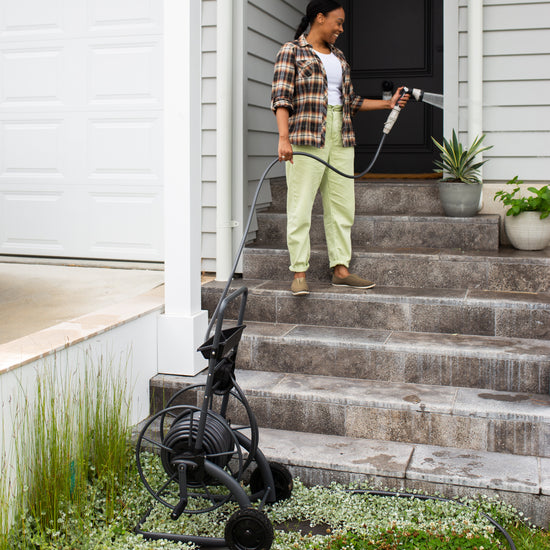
[133,416,550,528]
[255,212,500,251]
[258,427,550,529]
[150,370,550,459]
[201,280,550,340]
[235,321,550,395]
[243,245,550,292]
[267,177,444,216]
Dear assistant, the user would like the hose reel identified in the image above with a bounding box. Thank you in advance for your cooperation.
[160,408,234,479]
[135,287,293,550]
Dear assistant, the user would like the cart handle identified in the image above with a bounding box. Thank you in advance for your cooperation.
[206,285,248,344]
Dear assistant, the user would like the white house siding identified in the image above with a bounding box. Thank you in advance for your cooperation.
[200,0,306,273]
[457,0,550,181]
[246,0,307,180]
[244,0,308,245]
[0,1,164,261]
[200,0,217,273]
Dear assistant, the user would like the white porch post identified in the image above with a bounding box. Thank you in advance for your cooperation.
[443,0,460,137]
[468,0,484,145]
[468,0,484,208]
[216,0,234,282]
[158,0,208,376]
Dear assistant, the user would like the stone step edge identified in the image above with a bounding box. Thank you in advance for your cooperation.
[202,279,550,310]
[131,413,549,527]
[244,244,550,267]
[130,417,546,498]
[257,211,500,225]
[268,176,440,186]
[239,320,550,362]
[151,370,550,424]
[257,426,547,497]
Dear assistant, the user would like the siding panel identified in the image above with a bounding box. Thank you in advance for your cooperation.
[485,131,550,158]
[459,80,550,107]
[459,3,550,31]
[243,0,307,251]
[459,28,550,56]
[201,0,217,270]
[459,55,550,82]
[456,1,550,182]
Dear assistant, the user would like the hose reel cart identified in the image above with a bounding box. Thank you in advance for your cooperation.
[135,286,293,550]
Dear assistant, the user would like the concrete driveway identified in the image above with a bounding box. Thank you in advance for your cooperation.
[0,260,165,345]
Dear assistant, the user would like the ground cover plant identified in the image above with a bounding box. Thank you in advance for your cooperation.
[1,356,548,549]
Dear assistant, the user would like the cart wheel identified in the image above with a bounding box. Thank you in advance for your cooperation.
[225,508,274,550]
[250,462,293,502]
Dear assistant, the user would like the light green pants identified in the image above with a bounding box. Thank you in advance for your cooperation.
[286,105,355,273]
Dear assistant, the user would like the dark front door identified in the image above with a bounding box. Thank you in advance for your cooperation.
[339,0,443,174]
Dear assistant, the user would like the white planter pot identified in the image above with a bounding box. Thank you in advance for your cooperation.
[504,211,550,250]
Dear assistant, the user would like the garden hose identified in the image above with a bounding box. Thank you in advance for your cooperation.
[206,87,418,334]
[206,136,386,338]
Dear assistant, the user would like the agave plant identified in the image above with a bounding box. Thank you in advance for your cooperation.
[432,130,493,184]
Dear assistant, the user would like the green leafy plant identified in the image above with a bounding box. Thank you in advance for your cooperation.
[494,176,550,219]
[432,129,493,184]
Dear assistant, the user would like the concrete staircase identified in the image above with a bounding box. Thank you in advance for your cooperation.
[151,177,550,527]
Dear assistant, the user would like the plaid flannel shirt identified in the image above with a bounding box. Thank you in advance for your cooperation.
[271,34,363,148]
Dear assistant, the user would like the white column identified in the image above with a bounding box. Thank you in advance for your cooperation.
[158,0,208,376]
[468,0,484,145]
[216,0,235,282]
[443,0,460,138]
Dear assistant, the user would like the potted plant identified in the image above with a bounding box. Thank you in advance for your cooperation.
[493,176,550,250]
[432,130,493,217]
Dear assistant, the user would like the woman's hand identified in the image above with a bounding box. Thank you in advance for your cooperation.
[276,108,293,162]
[391,86,410,109]
[278,136,294,163]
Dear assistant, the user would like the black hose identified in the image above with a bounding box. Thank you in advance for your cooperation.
[348,489,516,549]
[205,133,386,338]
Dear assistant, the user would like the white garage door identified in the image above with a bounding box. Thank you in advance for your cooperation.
[0,0,163,261]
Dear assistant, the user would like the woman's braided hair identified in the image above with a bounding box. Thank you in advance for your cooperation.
[294,0,343,40]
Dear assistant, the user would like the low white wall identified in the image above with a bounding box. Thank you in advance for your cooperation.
[0,309,161,527]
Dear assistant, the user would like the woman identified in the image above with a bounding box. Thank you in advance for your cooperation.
[271,0,409,296]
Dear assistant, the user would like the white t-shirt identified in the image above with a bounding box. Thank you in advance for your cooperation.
[315,50,343,106]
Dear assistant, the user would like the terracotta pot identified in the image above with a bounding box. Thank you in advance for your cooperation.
[504,211,550,250]
[438,180,482,217]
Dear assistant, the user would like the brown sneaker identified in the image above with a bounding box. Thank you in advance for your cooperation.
[291,277,309,296]
[332,273,376,289]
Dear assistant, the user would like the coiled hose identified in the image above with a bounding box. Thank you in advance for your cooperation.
[161,410,234,472]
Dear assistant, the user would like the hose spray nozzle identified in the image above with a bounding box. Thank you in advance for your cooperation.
[403,87,424,102]
[403,87,444,109]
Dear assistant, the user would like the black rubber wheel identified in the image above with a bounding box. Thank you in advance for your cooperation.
[225,508,274,550]
[250,462,293,502]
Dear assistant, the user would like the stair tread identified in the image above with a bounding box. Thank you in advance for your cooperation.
[245,242,550,264]
[241,320,550,360]
[258,211,500,223]
[257,426,545,495]
[153,369,550,422]
[203,279,550,306]
[269,177,440,186]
